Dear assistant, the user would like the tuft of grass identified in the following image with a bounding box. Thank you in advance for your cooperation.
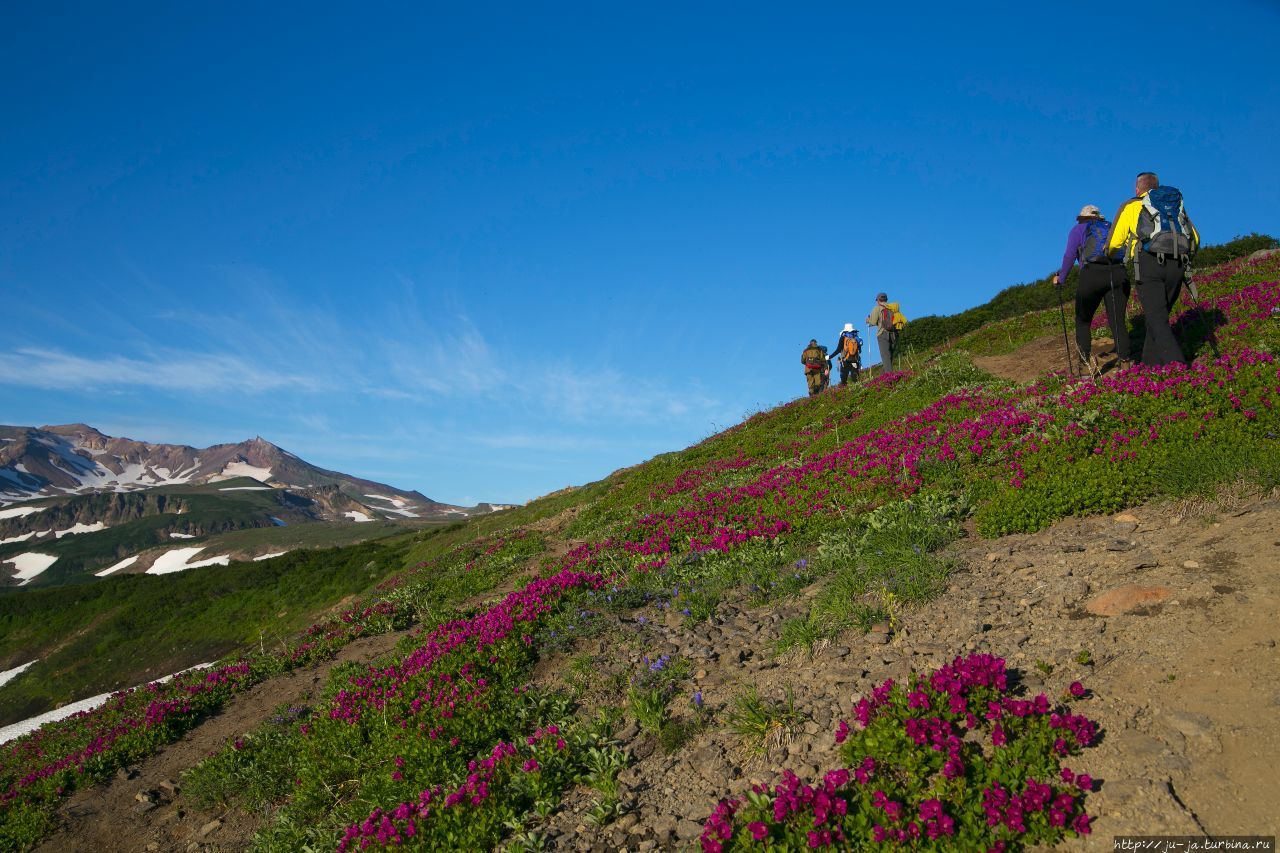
[724,686,804,757]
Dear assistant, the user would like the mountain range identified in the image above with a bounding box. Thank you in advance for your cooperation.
[0,424,514,587]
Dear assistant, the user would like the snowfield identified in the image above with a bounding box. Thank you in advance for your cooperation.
[253,551,289,561]
[211,462,273,483]
[169,532,197,539]
[145,547,231,575]
[0,505,46,520]
[95,555,138,577]
[218,486,271,491]
[53,521,106,538]
[0,660,38,690]
[344,510,373,522]
[4,553,58,585]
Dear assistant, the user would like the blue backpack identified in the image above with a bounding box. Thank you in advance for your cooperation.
[1138,186,1193,258]
[1078,219,1114,263]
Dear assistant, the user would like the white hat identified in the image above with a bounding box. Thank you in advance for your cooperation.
[842,322,854,332]
[1077,204,1103,221]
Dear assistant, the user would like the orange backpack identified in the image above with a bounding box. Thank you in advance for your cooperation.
[842,334,860,359]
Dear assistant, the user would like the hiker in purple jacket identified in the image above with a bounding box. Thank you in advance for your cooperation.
[1052,204,1132,375]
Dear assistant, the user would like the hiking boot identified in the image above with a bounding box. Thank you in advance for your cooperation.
[1115,357,1135,371]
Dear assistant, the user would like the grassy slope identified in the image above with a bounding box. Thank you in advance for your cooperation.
[2,243,1276,849]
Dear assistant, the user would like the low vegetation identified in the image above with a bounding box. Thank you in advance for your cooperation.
[1,245,1276,850]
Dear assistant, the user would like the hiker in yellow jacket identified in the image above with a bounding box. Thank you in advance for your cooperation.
[1106,172,1200,366]
[867,293,903,372]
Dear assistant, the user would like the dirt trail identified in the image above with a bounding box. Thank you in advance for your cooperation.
[973,334,1122,383]
[36,628,412,853]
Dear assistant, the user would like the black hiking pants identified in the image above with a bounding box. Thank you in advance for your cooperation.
[839,358,859,384]
[1135,252,1187,367]
[1075,262,1130,361]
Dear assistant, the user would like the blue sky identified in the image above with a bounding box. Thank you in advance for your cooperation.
[2,2,1278,505]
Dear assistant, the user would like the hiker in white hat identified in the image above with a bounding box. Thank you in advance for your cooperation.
[1051,203,1131,376]
[830,322,863,385]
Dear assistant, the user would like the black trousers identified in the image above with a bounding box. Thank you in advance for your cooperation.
[1075,262,1130,360]
[1135,252,1187,366]
[839,358,859,384]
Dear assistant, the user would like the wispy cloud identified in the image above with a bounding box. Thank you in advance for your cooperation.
[0,347,324,393]
[2,266,728,430]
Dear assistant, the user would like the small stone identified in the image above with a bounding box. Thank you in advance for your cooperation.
[132,801,158,814]
[1105,539,1136,552]
[134,791,155,804]
[1182,560,1201,569]
[1113,521,1138,534]
[865,631,889,645]
[1085,585,1174,617]
[1114,512,1140,523]
[199,819,223,838]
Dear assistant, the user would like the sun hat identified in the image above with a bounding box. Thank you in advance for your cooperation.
[1076,204,1103,221]
[842,322,854,332]
[876,292,888,302]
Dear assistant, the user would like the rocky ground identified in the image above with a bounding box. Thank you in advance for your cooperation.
[36,487,1280,851]
[540,488,1280,850]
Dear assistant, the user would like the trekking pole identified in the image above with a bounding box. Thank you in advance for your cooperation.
[1184,272,1221,359]
[1055,280,1076,377]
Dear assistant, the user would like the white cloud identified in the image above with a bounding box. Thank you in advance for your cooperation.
[0,348,323,393]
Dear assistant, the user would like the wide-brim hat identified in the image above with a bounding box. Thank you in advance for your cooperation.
[842,323,854,332]
[1076,204,1103,221]
[876,292,888,302]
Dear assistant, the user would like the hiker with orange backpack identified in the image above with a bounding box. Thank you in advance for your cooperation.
[866,293,906,372]
[1051,204,1132,376]
[831,323,863,385]
[1105,172,1200,367]
[800,339,830,396]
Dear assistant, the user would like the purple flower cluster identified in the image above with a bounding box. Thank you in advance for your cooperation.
[701,655,1097,850]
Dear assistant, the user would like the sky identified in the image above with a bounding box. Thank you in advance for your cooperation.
[2,2,1278,505]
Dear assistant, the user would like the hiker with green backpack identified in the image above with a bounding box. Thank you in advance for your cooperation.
[1106,172,1200,367]
[1052,204,1132,376]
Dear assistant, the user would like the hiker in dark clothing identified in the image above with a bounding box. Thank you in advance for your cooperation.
[1052,204,1132,375]
[800,339,829,396]
[831,323,862,385]
[1106,172,1200,367]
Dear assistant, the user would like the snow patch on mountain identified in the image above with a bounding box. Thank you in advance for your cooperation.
[95,556,138,577]
[211,462,273,483]
[218,486,271,491]
[0,660,38,690]
[344,510,373,522]
[0,506,45,520]
[254,551,289,561]
[0,531,37,545]
[169,532,197,539]
[53,522,106,538]
[146,547,230,575]
[4,553,58,584]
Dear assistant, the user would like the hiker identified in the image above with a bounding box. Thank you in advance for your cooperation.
[1106,172,1199,366]
[1052,204,1132,375]
[800,339,829,396]
[866,293,901,372]
[831,323,863,385]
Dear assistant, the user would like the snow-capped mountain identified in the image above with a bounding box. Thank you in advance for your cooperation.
[0,424,481,520]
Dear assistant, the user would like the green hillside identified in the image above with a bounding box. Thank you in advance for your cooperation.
[2,246,1278,849]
